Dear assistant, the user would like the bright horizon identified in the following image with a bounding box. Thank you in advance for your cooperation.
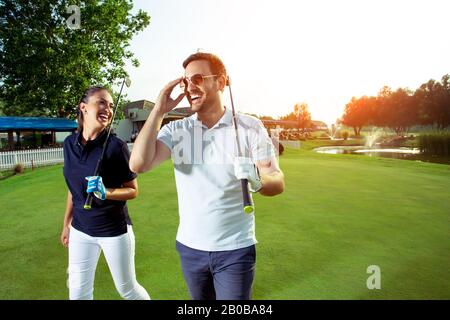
[122,0,450,125]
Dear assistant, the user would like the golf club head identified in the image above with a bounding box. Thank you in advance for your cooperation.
[125,77,131,87]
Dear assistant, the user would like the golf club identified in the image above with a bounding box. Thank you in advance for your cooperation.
[227,77,254,214]
[84,77,131,210]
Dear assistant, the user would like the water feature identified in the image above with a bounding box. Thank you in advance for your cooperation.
[313,127,449,164]
[326,123,342,140]
[364,128,384,148]
[314,145,449,164]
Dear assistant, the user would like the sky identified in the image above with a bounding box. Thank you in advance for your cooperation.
[122,0,450,125]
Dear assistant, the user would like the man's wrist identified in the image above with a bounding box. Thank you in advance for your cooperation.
[152,106,166,118]
[249,179,262,193]
[251,185,262,193]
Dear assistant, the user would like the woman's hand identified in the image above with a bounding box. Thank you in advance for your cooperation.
[86,176,107,200]
[60,226,70,248]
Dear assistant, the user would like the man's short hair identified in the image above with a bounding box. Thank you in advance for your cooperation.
[182,52,228,84]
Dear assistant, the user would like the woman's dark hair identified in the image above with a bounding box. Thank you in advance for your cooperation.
[77,86,108,132]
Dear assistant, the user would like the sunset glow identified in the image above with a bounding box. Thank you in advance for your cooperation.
[125,0,450,125]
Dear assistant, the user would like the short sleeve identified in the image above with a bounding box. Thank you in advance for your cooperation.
[62,133,75,172]
[250,119,276,162]
[157,123,174,150]
[115,140,137,183]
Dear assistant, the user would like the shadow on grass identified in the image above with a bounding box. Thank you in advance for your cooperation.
[0,170,15,180]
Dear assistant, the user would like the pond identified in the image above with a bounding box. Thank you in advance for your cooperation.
[314,146,450,165]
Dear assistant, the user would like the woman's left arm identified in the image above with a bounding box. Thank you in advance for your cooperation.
[106,178,138,201]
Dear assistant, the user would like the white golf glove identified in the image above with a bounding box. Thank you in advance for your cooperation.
[234,157,262,193]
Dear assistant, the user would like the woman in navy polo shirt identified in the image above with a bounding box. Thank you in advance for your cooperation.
[60,86,150,300]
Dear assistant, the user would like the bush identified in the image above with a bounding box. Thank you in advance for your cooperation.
[418,133,450,156]
[14,163,25,174]
[342,131,349,141]
[278,142,285,156]
[270,137,285,156]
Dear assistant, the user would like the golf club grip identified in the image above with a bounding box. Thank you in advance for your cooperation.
[241,179,254,213]
[84,193,94,210]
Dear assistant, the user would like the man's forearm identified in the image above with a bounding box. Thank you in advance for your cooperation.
[129,108,165,173]
[259,171,285,196]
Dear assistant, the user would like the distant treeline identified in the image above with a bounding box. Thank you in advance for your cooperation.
[341,74,450,136]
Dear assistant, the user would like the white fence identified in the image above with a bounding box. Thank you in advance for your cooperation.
[0,144,135,171]
[280,140,301,149]
[0,148,64,171]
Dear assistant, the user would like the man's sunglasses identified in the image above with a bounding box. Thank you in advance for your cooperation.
[180,74,219,89]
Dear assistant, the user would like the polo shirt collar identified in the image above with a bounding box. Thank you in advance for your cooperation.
[74,129,107,147]
[220,107,233,126]
[192,106,233,128]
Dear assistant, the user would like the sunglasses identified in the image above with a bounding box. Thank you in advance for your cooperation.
[180,74,219,89]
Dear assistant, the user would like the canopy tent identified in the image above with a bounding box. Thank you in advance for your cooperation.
[0,116,77,150]
[0,116,77,132]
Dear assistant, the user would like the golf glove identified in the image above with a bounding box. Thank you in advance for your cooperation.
[85,176,107,200]
[234,157,262,193]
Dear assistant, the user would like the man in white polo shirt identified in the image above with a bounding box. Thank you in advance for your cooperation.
[130,52,285,300]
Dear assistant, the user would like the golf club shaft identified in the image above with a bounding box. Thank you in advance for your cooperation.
[84,78,127,210]
[228,81,254,214]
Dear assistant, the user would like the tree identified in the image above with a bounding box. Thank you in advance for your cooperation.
[279,110,298,129]
[340,74,450,134]
[279,111,297,121]
[414,75,450,130]
[440,74,450,129]
[294,102,312,132]
[371,86,392,127]
[341,95,374,136]
[0,99,5,116]
[0,0,150,118]
[374,87,418,135]
[114,97,131,121]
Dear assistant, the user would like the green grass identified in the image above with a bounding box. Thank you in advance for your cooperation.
[0,146,449,299]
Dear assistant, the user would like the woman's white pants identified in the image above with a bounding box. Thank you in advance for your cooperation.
[68,225,150,300]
